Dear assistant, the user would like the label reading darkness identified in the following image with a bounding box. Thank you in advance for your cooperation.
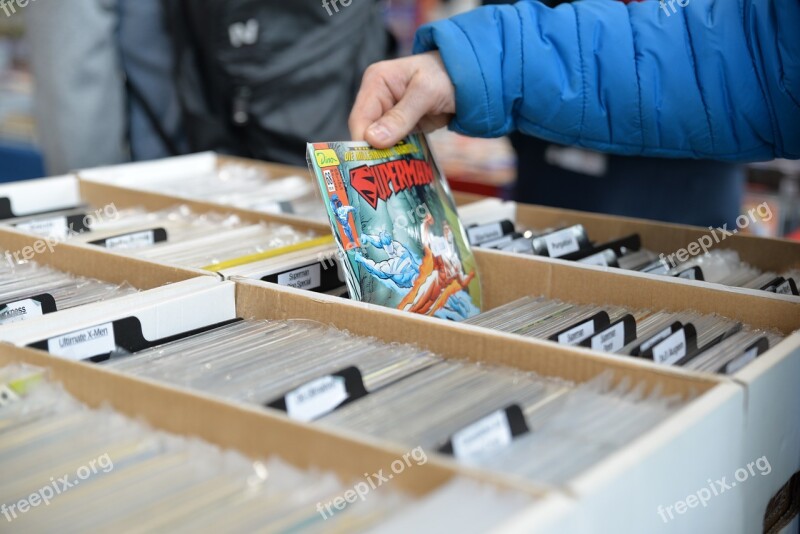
[266,367,367,422]
[438,405,529,461]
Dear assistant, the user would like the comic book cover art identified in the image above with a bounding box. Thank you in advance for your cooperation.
[307,134,482,321]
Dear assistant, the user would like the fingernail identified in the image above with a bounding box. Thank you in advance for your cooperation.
[367,123,391,144]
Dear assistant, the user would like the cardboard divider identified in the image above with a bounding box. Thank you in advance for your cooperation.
[0,344,541,499]
[457,198,800,275]
[77,180,330,235]
[233,278,723,398]
[216,154,311,180]
[0,278,237,358]
[231,278,749,533]
[0,225,212,288]
[474,249,800,335]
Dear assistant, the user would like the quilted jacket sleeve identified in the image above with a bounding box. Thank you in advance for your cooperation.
[414,0,800,161]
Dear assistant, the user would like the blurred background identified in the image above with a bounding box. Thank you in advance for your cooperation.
[0,0,797,238]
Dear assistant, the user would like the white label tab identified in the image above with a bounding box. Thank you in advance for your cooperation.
[0,299,44,325]
[277,264,322,290]
[724,347,759,374]
[652,329,687,366]
[579,251,609,267]
[557,320,596,345]
[16,216,69,239]
[544,228,580,258]
[105,230,155,250]
[501,239,535,255]
[47,322,116,361]
[591,321,626,353]
[452,410,513,461]
[285,375,348,422]
[467,223,504,245]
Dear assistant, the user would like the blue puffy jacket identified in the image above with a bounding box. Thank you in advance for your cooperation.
[414,0,800,162]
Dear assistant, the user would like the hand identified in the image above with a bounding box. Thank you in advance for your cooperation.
[349,51,456,149]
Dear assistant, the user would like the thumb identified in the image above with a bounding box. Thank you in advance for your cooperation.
[365,78,434,149]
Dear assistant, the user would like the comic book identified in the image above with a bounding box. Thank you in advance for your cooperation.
[307,134,482,321]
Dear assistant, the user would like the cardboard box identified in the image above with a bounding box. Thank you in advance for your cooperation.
[231,278,747,533]
[457,198,800,296]
[0,225,213,289]
[0,343,546,505]
[0,258,744,532]
[77,153,328,235]
[468,248,800,533]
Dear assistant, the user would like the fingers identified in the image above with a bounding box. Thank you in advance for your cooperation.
[349,63,401,142]
[364,74,436,148]
[349,52,455,148]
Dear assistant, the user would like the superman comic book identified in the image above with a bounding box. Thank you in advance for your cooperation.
[307,134,482,321]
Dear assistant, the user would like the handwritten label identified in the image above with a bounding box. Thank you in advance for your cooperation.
[105,230,155,250]
[591,320,626,352]
[557,319,596,345]
[47,322,116,361]
[652,329,687,366]
[285,375,348,422]
[16,216,69,239]
[277,264,322,290]
[544,228,580,258]
[467,223,504,246]
[451,410,513,461]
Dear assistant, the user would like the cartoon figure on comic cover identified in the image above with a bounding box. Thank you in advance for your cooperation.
[330,194,357,244]
[308,134,482,321]
[355,215,476,319]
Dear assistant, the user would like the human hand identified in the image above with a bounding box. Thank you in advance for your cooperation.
[349,51,456,149]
